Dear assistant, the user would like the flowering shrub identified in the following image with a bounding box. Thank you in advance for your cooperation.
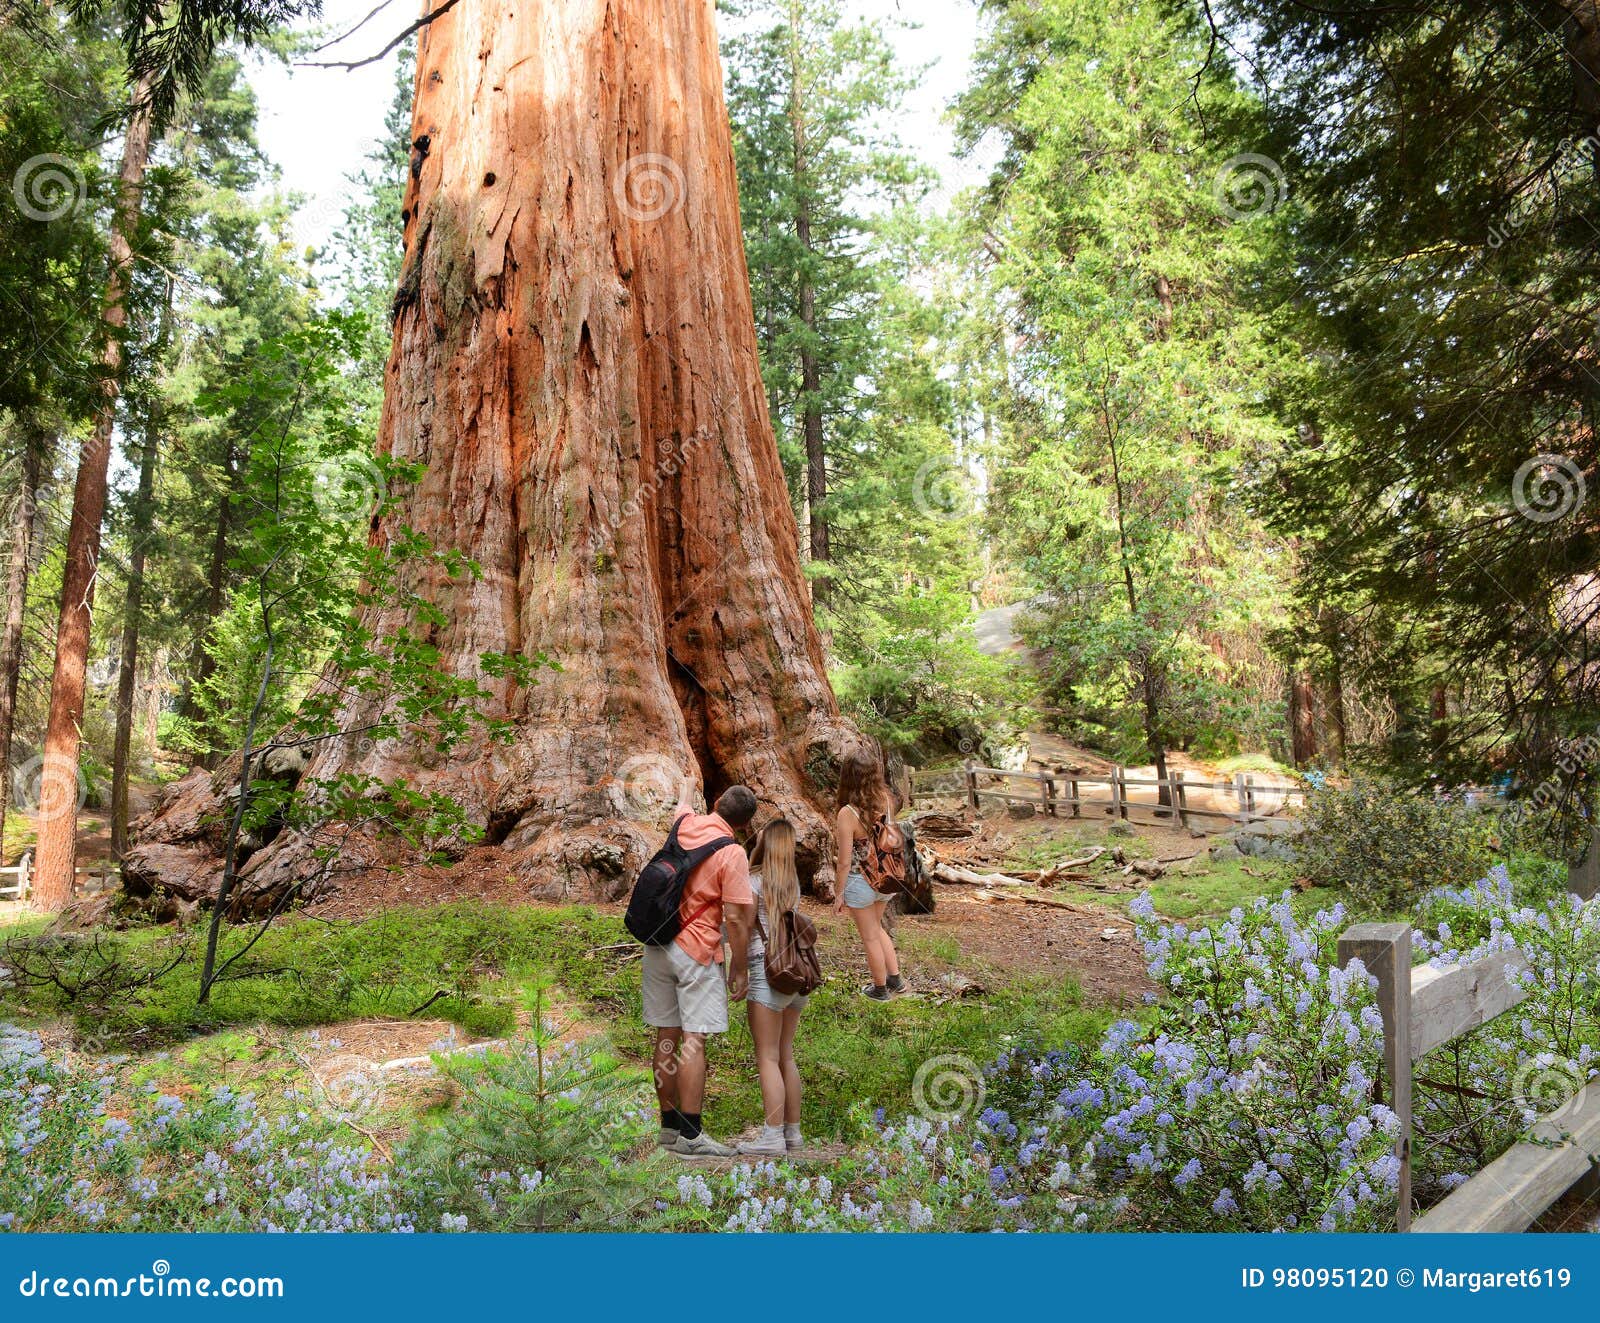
[672,1111,1006,1232]
[1408,866,1600,1198]
[0,1025,408,1232]
[950,895,1402,1231]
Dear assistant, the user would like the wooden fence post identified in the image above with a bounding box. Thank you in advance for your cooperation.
[1042,774,1057,817]
[1233,772,1249,827]
[1067,774,1080,818]
[1338,922,1413,1232]
[18,850,29,901]
[1110,766,1126,821]
[964,762,978,813]
[1171,770,1188,830]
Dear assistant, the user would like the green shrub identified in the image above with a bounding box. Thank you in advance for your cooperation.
[1295,777,1496,914]
[397,985,680,1231]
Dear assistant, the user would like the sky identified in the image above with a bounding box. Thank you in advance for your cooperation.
[247,0,990,261]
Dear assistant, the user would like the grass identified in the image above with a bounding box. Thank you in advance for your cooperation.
[0,898,1114,1142]
[1143,856,1291,919]
[0,902,635,1045]
[2,808,35,860]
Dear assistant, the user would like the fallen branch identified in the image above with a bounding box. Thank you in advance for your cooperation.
[969,888,1103,915]
[407,989,451,1017]
[583,942,635,957]
[930,860,1031,887]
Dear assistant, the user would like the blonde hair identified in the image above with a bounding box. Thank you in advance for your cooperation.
[751,818,799,927]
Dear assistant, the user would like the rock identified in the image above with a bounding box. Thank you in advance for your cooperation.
[1005,801,1038,820]
[1209,838,1242,861]
[1129,858,1166,879]
[935,972,985,998]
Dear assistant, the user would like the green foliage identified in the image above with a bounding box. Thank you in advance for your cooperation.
[1295,778,1496,913]
[1221,0,1600,786]
[959,0,1295,769]
[726,0,1007,760]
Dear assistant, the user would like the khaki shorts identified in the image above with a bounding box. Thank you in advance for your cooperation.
[642,941,729,1034]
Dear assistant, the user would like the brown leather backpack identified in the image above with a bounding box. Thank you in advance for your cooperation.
[862,813,909,895]
[758,908,823,996]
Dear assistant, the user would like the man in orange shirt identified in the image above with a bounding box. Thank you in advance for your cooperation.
[645,785,757,1157]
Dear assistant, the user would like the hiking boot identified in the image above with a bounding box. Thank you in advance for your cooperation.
[861,983,892,1002]
[674,1131,737,1158]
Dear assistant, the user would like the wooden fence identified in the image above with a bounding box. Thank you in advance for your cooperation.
[1338,921,1600,1232]
[0,850,28,901]
[910,763,1307,828]
[0,854,118,903]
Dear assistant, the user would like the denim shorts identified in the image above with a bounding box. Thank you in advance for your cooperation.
[746,950,810,1012]
[842,871,893,910]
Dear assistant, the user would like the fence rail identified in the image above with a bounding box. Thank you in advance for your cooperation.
[0,850,28,901]
[909,763,1307,828]
[0,854,118,903]
[1336,922,1600,1233]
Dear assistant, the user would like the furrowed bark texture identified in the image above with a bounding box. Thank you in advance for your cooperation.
[129,0,855,906]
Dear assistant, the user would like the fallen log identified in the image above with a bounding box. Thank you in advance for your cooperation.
[1046,846,1106,875]
[910,811,976,839]
[930,860,1032,888]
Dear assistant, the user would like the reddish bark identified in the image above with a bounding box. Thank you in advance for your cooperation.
[132,0,855,903]
[1288,666,1317,768]
[34,84,156,910]
[0,425,44,865]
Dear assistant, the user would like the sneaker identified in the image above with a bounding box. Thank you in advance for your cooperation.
[657,1125,682,1149]
[784,1128,804,1153]
[674,1131,737,1158]
[886,974,908,996]
[861,983,892,1002]
[738,1131,787,1157]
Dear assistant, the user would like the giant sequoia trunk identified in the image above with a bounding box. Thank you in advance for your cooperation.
[128,0,856,907]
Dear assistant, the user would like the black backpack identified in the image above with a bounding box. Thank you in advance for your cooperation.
[899,817,935,916]
[624,814,736,946]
